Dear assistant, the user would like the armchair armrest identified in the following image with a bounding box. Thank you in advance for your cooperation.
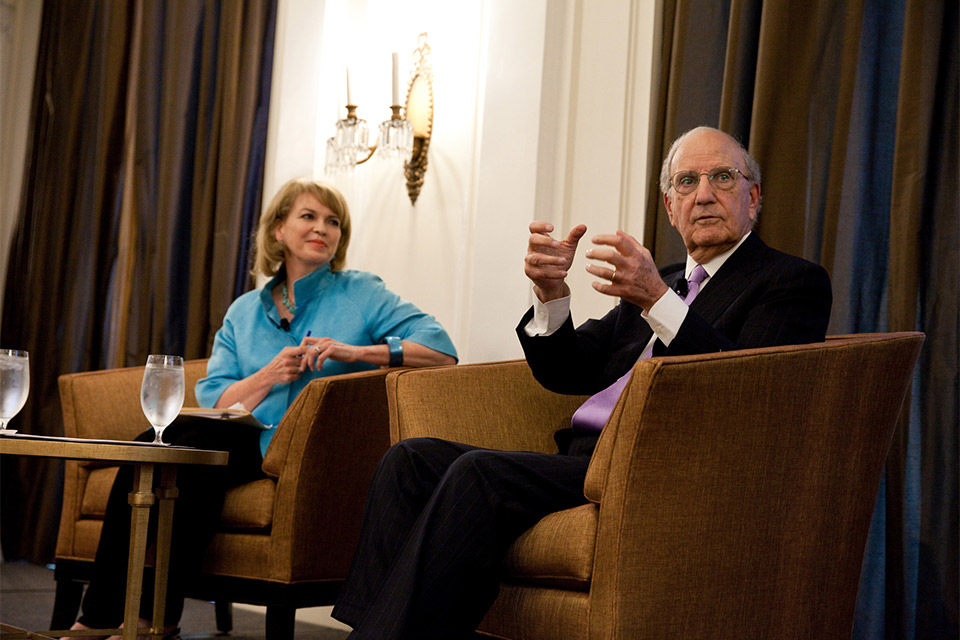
[385,360,588,453]
[258,367,394,580]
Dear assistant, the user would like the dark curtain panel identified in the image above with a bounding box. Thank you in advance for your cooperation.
[0,0,276,564]
[646,0,958,637]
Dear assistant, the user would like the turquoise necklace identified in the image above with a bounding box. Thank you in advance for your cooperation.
[281,282,296,314]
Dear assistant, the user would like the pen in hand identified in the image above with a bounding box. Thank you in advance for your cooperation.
[298,331,312,358]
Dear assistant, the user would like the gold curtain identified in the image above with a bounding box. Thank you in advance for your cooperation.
[113,0,273,364]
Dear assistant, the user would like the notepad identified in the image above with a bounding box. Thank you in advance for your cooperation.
[176,406,269,430]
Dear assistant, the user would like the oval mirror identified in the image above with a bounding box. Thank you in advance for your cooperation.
[405,73,433,138]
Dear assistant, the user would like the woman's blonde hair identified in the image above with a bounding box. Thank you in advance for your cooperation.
[252,179,352,277]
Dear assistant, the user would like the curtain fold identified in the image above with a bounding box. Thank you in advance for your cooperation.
[645,0,958,636]
[644,1,731,267]
[889,3,959,636]
[0,0,277,564]
[1,0,133,563]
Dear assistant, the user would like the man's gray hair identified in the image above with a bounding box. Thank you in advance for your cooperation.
[658,126,762,195]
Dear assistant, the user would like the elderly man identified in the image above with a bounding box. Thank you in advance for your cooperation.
[332,126,832,639]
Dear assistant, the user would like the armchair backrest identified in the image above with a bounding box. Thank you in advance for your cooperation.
[386,359,589,453]
[59,360,208,440]
[585,332,924,639]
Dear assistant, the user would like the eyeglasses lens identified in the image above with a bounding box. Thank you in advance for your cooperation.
[672,168,741,195]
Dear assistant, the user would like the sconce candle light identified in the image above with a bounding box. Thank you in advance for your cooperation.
[325,33,433,206]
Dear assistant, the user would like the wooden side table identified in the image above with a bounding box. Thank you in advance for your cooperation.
[0,434,228,640]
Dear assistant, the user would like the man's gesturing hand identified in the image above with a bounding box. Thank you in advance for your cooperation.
[524,221,587,302]
[585,230,669,311]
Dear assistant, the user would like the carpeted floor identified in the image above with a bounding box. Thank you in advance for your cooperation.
[0,561,350,639]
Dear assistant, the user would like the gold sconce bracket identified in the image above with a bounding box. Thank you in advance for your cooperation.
[403,33,433,205]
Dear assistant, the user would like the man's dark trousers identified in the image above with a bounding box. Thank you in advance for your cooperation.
[332,435,597,639]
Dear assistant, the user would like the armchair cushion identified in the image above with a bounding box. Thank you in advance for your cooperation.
[71,522,104,561]
[219,478,275,531]
[501,503,597,590]
[79,468,116,519]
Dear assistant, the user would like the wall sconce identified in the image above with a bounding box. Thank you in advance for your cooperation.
[403,34,433,205]
[325,33,434,206]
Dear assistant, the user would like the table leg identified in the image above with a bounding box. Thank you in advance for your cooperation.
[123,463,155,640]
[151,465,178,640]
[123,463,154,640]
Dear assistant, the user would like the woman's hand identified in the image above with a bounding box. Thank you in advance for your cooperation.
[299,337,362,372]
[214,337,453,413]
[260,345,312,382]
[214,345,308,411]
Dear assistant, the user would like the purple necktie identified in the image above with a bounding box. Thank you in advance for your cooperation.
[570,265,708,433]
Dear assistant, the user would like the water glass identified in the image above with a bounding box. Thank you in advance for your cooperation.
[140,355,185,445]
[0,349,29,432]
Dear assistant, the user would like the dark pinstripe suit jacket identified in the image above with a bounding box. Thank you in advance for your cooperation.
[517,233,832,396]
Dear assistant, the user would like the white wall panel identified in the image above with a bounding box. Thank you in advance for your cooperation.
[266,0,659,363]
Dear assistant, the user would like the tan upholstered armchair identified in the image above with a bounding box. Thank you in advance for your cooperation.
[53,360,393,639]
[385,333,924,639]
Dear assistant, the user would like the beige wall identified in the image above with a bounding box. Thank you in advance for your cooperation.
[266,0,660,364]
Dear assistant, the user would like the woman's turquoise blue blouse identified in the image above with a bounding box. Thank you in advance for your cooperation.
[195,265,458,457]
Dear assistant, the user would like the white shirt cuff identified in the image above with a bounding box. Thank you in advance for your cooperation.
[641,288,689,347]
[523,293,572,337]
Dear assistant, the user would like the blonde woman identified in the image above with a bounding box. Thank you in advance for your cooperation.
[69,180,456,639]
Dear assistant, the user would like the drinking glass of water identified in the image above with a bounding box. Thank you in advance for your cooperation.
[140,355,185,445]
[0,349,29,432]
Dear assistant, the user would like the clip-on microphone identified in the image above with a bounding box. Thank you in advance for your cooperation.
[674,277,689,297]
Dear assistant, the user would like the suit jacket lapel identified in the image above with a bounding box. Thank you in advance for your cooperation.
[688,233,767,323]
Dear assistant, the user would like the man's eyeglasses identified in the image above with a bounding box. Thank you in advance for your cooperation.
[669,167,750,195]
